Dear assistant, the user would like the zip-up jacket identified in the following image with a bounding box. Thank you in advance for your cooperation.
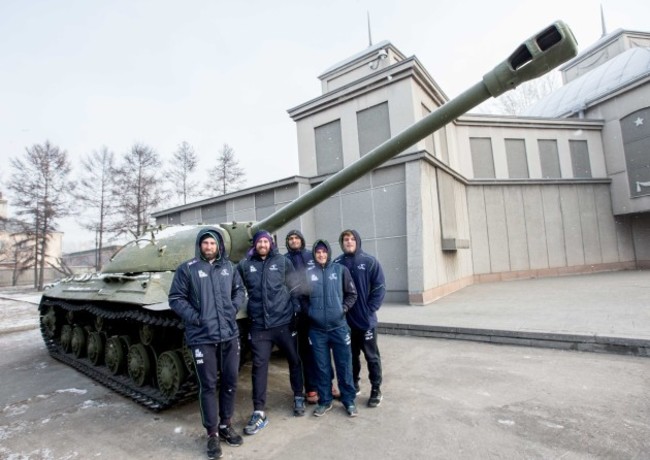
[168,227,246,346]
[238,248,299,330]
[284,229,314,312]
[334,229,386,330]
[306,239,358,332]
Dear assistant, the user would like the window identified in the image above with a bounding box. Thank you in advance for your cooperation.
[538,139,561,178]
[569,140,592,178]
[470,137,495,178]
[505,138,529,178]
[315,120,343,175]
[357,102,390,156]
[620,108,650,197]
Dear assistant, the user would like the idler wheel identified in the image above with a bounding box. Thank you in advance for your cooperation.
[60,324,73,353]
[41,306,57,338]
[71,326,87,358]
[87,331,105,365]
[128,343,152,387]
[157,350,187,398]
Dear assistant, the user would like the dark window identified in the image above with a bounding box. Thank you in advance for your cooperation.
[569,140,592,178]
[470,137,495,178]
[538,139,561,178]
[315,119,343,175]
[505,138,529,178]
[357,102,390,156]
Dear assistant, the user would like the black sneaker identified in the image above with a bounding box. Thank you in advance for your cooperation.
[354,382,361,395]
[207,435,222,459]
[294,396,306,416]
[244,411,268,435]
[368,387,383,407]
[218,425,243,446]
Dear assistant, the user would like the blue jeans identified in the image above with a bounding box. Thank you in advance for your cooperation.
[308,325,356,406]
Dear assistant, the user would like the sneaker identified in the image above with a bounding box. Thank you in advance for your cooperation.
[331,384,341,399]
[294,396,306,416]
[345,403,358,417]
[354,382,361,395]
[218,425,243,446]
[207,435,222,459]
[244,411,268,435]
[306,391,318,404]
[368,387,383,407]
[313,402,333,417]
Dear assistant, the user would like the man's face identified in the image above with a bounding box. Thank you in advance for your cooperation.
[200,238,218,261]
[256,237,271,258]
[287,234,302,250]
[315,248,328,265]
[342,233,357,254]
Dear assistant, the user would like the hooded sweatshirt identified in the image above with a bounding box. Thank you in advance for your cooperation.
[168,227,246,346]
[333,229,386,330]
[238,230,299,330]
[306,239,357,331]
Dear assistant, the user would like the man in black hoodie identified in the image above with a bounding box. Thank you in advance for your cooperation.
[169,228,246,459]
[284,229,319,403]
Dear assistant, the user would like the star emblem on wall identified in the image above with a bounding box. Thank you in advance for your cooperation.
[634,117,644,127]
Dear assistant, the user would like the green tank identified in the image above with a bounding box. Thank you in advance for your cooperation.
[38,22,578,410]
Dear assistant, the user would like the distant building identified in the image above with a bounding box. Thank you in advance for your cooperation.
[62,245,122,271]
[153,28,650,304]
[0,192,64,286]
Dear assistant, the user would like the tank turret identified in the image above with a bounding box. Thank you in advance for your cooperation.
[38,22,578,410]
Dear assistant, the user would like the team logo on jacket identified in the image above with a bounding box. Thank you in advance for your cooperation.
[249,266,257,273]
[269,264,279,271]
[194,348,204,364]
[328,273,338,280]
[220,268,230,276]
[198,270,208,278]
[311,274,319,282]
[357,263,366,270]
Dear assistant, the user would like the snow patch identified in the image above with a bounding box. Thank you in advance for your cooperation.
[498,419,515,426]
[56,388,87,395]
[542,421,564,429]
[174,426,183,434]
[4,404,28,416]
[81,400,108,409]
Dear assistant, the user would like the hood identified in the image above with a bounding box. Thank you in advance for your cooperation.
[285,229,306,251]
[312,238,332,266]
[339,229,362,255]
[195,227,226,261]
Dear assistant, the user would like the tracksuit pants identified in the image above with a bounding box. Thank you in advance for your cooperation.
[250,324,304,411]
[191,338,240,435]
[350,326,383,388]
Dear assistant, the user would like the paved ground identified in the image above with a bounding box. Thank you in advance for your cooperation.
[1,270,649,459]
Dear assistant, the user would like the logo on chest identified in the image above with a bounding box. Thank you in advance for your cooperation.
[198,270,208,278]
[269,264,279,271]
[221,269,230,276]
[249,266,257,273]
[328,273,338,281]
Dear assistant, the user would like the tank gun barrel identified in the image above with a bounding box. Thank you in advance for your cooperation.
[253,21,577,236]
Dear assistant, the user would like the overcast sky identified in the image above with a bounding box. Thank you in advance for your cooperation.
[1,0,648,252]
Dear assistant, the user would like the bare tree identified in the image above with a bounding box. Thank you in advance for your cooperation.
[112,143,168,238]
[7,141,75,289]
[492,71,561,115]
[74,146,117,270]
[167,141,200,205]
[207,144,246,195]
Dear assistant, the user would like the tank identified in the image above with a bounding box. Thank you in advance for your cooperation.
[38,21,578,410]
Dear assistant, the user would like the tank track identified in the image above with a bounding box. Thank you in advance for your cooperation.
[39,297,198,411]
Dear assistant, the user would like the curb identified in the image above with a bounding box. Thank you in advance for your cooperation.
[377,322,650,357]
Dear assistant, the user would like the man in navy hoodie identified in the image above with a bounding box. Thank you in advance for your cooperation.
[334,229,386,408]
[169,228,246,460]
[238,230,305,436]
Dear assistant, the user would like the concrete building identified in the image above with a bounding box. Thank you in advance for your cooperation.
[153,28,650,304]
